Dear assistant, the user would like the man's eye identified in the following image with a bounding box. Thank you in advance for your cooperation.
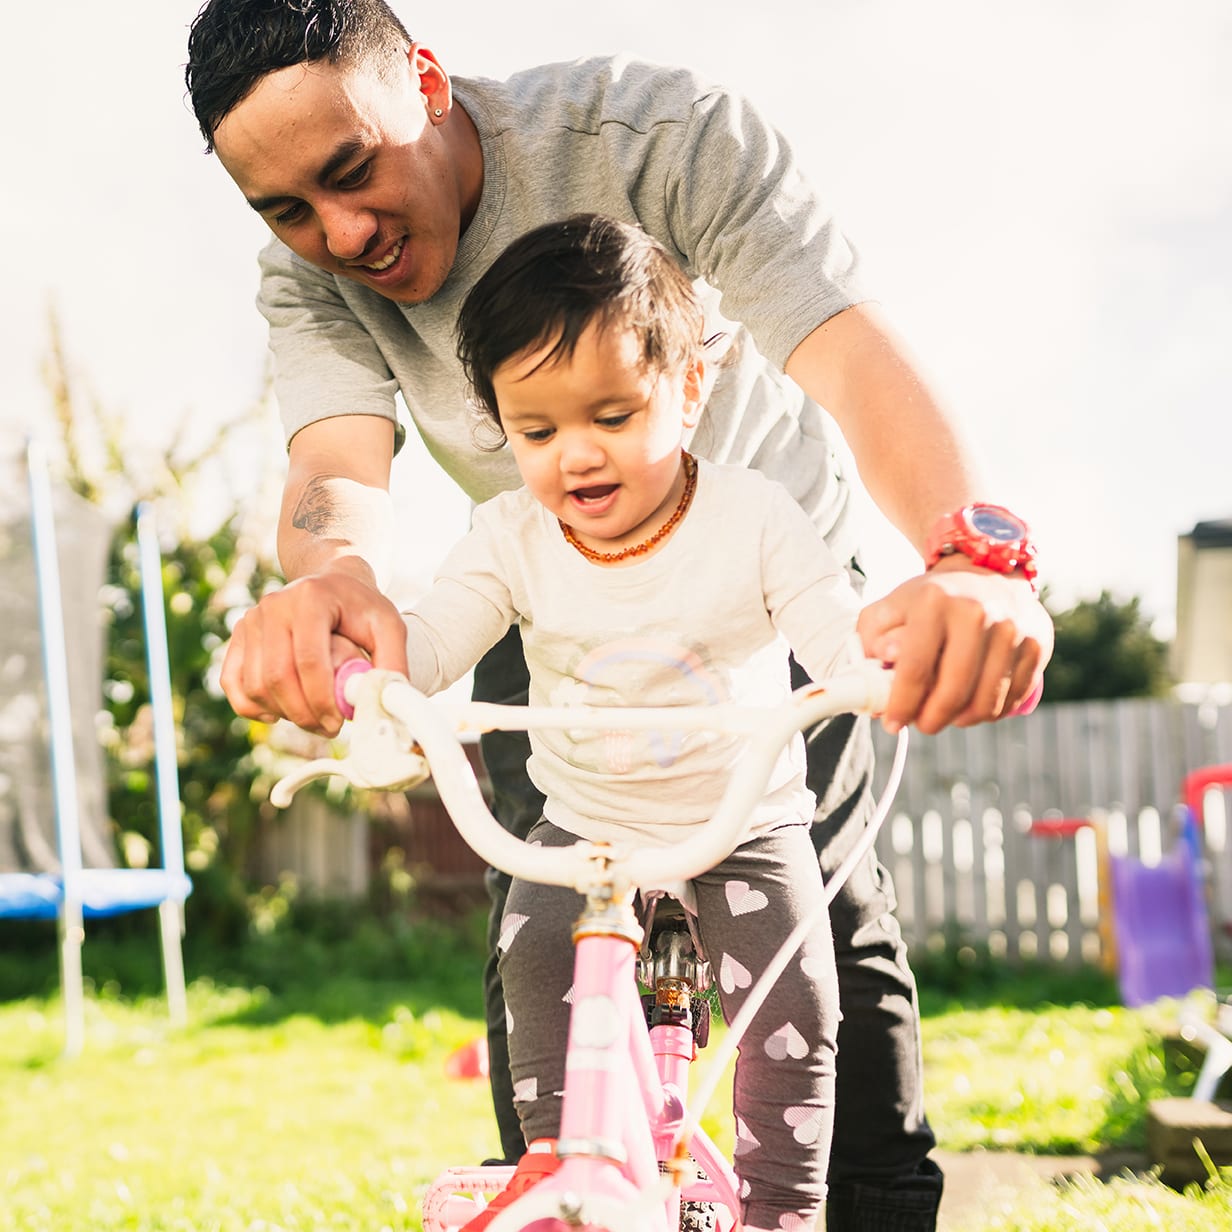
[272,203,306,226]
[338,162,372,188]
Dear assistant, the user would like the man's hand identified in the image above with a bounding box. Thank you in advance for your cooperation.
[220,571,409,736]
[224,414,402,735]
[858,561,1053,734]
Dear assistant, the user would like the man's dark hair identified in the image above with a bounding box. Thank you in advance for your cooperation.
[457,215,704,439]
[185,0,412,151]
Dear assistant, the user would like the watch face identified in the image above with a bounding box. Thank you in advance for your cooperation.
[967,505,1027,542]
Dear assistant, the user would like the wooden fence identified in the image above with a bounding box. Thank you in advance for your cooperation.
[869,698,1232,967]
[267,698,1232,970]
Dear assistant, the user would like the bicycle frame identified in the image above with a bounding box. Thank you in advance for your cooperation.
[424,894,741,1232]
[271,660,903,1232]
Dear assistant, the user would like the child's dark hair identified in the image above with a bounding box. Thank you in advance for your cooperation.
[185,0,412,151]
[457,215,704,440]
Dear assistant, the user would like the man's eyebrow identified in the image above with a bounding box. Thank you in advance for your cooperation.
[245,139,367,214]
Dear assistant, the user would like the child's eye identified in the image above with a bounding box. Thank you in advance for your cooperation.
[522,427,555,443]
[597,413,632,430]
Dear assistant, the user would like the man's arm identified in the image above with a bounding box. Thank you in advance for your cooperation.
[785,303,1054,734]
[277,414,398,584]
[221,415,411,734]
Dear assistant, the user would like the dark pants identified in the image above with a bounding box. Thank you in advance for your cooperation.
[472,626,944,1231]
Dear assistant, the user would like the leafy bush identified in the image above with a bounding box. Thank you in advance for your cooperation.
[101,513,285,946]
[1043,589,1173,700]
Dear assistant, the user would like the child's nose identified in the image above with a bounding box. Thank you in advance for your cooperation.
[560,433,605,473]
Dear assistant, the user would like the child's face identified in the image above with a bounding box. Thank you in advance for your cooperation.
[494,319,703,557]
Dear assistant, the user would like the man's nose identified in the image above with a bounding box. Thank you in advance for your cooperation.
[320,203,377,262]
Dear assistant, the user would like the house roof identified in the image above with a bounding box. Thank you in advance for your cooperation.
[1186,519,1232,548]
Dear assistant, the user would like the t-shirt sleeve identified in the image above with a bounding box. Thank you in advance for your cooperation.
[760,481,863,679]
[658,83,868,370]
[256,238,403,447]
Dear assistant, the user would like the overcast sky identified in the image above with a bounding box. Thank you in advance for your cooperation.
[3,0,1228,632]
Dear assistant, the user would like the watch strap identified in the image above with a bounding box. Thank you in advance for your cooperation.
[925,504,1039,591]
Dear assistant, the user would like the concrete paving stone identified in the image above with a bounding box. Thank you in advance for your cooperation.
[933,1148,1150,1230]
[1146,1096,1232,1187]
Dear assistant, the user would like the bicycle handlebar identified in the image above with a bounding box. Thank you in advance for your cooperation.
[270,658,895,895]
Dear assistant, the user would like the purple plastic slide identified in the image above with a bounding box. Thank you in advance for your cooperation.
[1110,807,1214,1008]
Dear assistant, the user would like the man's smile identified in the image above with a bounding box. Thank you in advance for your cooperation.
[357,236,405,272]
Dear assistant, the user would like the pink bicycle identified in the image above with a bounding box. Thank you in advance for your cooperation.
[271,659,907,1231]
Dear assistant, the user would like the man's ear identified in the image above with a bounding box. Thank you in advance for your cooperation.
[682,357,706,429]
[409,43,452,121]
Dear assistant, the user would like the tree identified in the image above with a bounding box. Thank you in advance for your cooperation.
[1042,590,1172,701]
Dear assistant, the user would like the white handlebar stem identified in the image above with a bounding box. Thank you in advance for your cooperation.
[370,661,892,895]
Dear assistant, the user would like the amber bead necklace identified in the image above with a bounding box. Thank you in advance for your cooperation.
[559,451,698,564]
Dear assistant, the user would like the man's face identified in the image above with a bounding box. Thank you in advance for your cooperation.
[212,48,477,304]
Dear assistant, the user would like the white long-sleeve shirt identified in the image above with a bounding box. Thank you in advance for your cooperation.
[402,460,860,845]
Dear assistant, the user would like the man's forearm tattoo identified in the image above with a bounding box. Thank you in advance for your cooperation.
[292,476,347,538]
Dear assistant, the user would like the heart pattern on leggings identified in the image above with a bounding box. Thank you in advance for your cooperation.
[513,1077,538,1104]
[498,913,529,953]
[733,1116,761,1157]
[777,1216,814,1231]
[783,1104,826,1145]
[725,880,769,916]
[799,953,829,980]
[720,953,752,994]
[764,1022,809,1061]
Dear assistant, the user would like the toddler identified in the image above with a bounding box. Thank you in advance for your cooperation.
[401,214,864,1231]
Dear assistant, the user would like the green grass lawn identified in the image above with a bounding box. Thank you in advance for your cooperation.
[915,962,1199,1155]
[1,916,1229,1231]
[2,985,495,1232]
[943,1171,1231,1232]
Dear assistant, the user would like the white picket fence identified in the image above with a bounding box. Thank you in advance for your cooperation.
[869,698,1232,968]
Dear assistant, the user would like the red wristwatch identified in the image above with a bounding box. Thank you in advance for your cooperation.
[924,504,1039,591]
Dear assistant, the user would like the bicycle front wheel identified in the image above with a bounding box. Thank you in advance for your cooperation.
[485,1191,663,1232]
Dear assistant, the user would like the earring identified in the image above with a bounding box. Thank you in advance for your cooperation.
[433,108,443,117]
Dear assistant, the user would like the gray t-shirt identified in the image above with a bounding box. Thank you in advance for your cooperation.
[257,55,869,560]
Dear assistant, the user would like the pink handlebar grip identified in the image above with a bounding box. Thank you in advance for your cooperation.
[1009,676,1044,717]
[334,657,373,720]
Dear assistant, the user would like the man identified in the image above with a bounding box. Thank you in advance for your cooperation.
[185,2,1052,1228]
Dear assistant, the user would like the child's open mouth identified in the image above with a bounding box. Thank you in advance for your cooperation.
[569,484,618,506]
